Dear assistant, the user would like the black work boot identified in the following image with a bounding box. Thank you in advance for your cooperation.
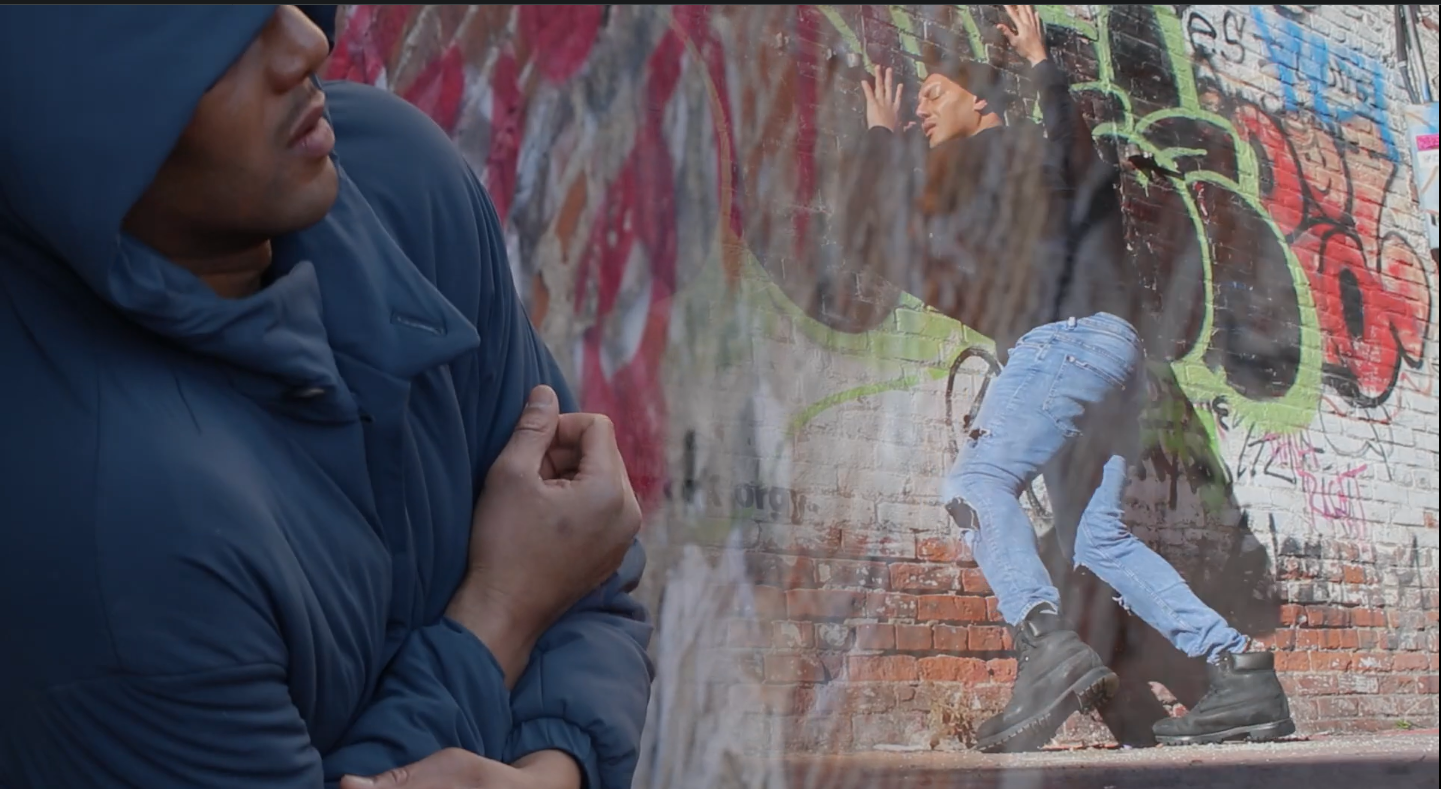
[974,605,1119,753]
[1153,651,1295,745]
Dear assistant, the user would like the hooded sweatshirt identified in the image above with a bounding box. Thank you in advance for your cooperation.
[0,7,652,789]
[866,60,1140,364]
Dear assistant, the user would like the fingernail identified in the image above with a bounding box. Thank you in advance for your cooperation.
[527,385,557,410]
[343,778,375,788]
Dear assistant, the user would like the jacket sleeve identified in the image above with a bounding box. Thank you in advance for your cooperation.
[317,620,514,783]
[0,545,512,789]
[328,80,657,789]
[504,542,654,789]
[1027,58,1092,194]
[449,144,655,789]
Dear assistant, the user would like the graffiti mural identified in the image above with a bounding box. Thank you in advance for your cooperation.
[324,3,1441,749]
[323,3,1435,527]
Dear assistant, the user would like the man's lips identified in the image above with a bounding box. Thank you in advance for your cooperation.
[288,94,335,159]
[289,97,327,147]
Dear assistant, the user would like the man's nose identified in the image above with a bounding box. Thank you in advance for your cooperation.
[267,6,332,91]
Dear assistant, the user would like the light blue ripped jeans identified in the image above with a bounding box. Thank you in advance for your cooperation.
[941,313,1249,662]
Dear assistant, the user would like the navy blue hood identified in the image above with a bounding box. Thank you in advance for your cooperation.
[0,5,483,399]
[1,6,275,286]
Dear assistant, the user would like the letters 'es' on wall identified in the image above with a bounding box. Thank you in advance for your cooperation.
[329,5,1438,749]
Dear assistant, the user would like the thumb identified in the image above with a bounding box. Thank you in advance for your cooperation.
[503,385,560,464]
[339,771,397,788]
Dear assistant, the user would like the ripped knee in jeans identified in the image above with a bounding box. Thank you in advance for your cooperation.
[945,496,979,533]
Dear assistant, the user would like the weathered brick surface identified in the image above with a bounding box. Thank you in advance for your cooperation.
[332,4,1439,755]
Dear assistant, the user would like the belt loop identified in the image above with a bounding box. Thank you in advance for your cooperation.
[1067,316,1078,329]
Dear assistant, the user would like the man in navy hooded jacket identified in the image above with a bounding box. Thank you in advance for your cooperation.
[0,6,654,788]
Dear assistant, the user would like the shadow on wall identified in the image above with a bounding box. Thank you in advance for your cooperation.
[1053,362,1281,747]
[950,351,1281,747]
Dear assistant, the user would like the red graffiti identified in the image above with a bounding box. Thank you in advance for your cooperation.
[1235,432,1369,538]
[572,30,685,510]
[485,52,524,222]
[325,5,415,86]
[325,7,464,134]
[517,5,604,84]
[1241,106,1433,406]
[327,5,684,510]
[487,6,606,219]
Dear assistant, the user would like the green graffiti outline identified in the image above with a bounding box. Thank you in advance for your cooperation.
[736,4,1328,443]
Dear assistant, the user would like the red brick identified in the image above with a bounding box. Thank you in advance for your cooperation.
[1323,629,1358,649]
[833,684,898,714]
[1275,650,1312,672]
[1296,629,1324,649]
[1316,696,1360,718]
[1352,652,1392,672]
[1342,564,1366,584]
[855,623,895,650]
[896,624,933,651]
[1304,605,1327,627]
[1421,675,1439,695]
[816,559,889,589]
[746,552,816,589]
[743,581,789,619]
[772,621,814,649]
[889,562,960,593]
[1356,629,1380,649]
[715,650,765,683]
[918,656,988,683]
[864,592,918,620]
[986,597,1004,622]
[917,594,987,622]
[787,589,865,619]
[918,536,970,563]
[852,711,928,749]
[1393,653,1431,672]
[969,626,1008,652]
[933,625,969,652]
[1280,605,1303,626]
[839,531,916,560]
[765,653,827,684]
[1311,652,1353,672]
[1291,673,1340,696]
[783,714,852,751]
[1322,606,1350,628]
[1378,676,1411,695]
[961,568,992,594]
[729,684,812,714]
[848,655,918,682]
[1272,630,1297,650]
[988,658,1018,683]
[727,619,770,648]
[760,523,842,556]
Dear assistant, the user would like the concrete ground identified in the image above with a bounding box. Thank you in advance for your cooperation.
[779,731,1440,789]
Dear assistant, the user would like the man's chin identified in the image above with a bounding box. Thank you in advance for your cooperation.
[288,164,341,232]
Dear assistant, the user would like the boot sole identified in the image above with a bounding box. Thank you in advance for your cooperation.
[975,665,1119,754]
[1155,718,1296,746]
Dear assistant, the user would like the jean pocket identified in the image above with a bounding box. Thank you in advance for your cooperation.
[1072,340,1137,381]
[1041,354,1127,437]
[1064,352,1132,390]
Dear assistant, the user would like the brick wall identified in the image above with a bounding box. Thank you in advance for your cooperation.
[329,5,1439,752]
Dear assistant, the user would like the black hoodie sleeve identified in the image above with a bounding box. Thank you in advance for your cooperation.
[1027,58,1093,195]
